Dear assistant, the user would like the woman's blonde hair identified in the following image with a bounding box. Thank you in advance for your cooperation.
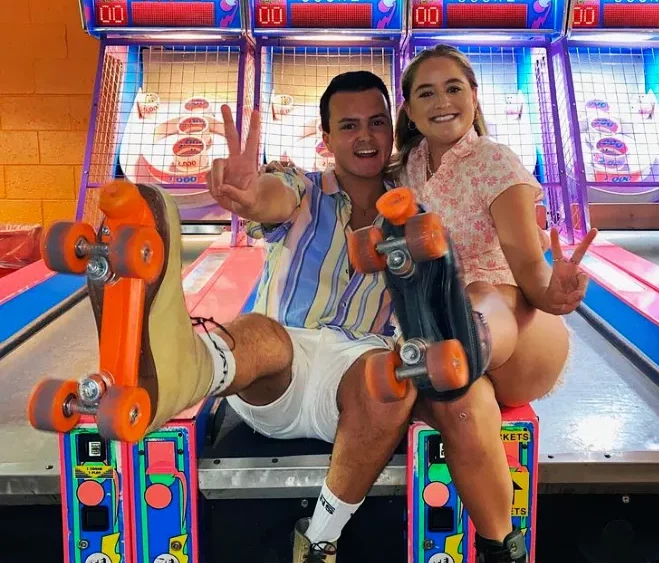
[391,44,487,175]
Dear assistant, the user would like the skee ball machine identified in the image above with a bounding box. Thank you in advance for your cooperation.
[76,0,256,235]
[564,0,659,230]
[49,2,256,562]
[404,0,573,559]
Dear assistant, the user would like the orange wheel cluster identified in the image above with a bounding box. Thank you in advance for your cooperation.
[347,226,386,274]
[376,187,448,263]
[27,180,161,444]
[426,340,469,393]
[96,386,152,443]
[27,379,81,433]
[42,221,96,274]
[108,225,164,282]
[365,350,409,403]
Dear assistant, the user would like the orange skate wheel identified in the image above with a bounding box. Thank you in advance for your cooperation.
[365,350,409,403]
[99,180,144,220]
[96,386,151,443]
[347,226,386,274]
[405,213,448,262]
[108,225,164,282]
[376,187,417,226]
[41,221,96,274]
[426,340,469,393]
[27,379,81,433]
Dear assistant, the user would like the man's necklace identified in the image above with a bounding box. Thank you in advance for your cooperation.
[349,190,385,216]
[351,199,370,216]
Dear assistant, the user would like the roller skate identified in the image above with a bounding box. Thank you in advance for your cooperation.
[476,528,528,562]
[347,187,488,403]
[27,181,215,442]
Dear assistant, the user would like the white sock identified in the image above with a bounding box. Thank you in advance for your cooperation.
[199,331,236,395]
[306,479,364,544]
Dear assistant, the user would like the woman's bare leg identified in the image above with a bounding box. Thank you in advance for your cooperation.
[417,281,569,543]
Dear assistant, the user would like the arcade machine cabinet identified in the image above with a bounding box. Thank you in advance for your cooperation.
[402,0,574,558]
[56,2,257,562]
[200,0,414,560]
[564,0,659,230]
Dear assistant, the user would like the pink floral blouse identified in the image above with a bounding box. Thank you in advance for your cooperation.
[400,127,543,287]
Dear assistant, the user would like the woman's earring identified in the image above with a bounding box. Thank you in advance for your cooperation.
[408,120,417,131]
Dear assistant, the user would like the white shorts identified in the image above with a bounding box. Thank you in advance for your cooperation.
[226,327,395,443]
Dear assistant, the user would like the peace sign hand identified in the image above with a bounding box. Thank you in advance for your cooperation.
[539,227,598,315]
[207,105,262,220]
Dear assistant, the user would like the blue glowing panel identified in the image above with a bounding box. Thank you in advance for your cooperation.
[132,427,199,563]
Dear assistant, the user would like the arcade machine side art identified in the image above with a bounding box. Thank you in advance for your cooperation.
[564,1,659,231]
[546,0,659,364]
[408,407,538,563]
[76,0,256,231]
[404,2,571,561]
[250,0,406,171]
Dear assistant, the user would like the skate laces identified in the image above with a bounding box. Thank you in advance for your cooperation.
[303,541,337,562]
[190,316,236,351]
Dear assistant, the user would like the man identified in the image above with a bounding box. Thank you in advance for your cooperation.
[113,72,417,562]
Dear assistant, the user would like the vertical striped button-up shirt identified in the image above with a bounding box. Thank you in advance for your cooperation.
[246,167,395,340]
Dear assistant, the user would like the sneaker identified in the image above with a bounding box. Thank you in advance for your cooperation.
[476,528,528,563]
[292,518,338,563]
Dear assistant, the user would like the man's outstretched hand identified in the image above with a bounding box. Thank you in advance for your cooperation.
[206,105,262,220]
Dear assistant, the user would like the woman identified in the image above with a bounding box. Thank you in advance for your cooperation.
[391,45,596,562]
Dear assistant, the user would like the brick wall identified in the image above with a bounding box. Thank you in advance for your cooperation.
[0,0,98,228]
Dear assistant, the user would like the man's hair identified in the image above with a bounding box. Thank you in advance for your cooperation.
[319,71,392,133]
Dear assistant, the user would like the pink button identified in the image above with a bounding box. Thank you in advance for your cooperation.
[423,482,450,507]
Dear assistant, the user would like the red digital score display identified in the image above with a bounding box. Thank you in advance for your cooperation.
[413,5,443,27]
[256,3,372,28]
[412,2,528,28]
[256,4,288,27]
[603,4,659,27]
[96,0,129,26]
[132,2,215,26]
[572,1,659,28]
[446,4,527,27]
[572,3,599,27]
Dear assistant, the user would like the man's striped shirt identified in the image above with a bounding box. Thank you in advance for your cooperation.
[246,168,394,340]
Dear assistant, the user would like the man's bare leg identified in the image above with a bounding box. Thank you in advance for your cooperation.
[303,350,417,544]
[205,312,295,405]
